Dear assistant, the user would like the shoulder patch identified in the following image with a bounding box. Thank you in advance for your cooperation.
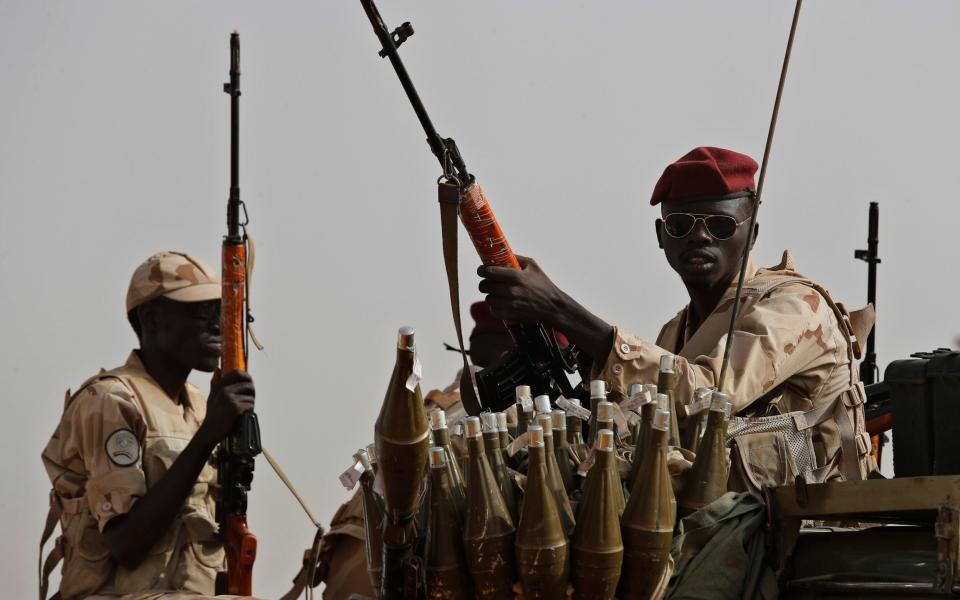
[105,429,140,466]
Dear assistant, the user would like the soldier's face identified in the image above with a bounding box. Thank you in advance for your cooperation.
[656,196,756,290]
[141,298,222,372]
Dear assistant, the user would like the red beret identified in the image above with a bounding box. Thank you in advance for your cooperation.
[470,301,507,334]
[650,147,757,205]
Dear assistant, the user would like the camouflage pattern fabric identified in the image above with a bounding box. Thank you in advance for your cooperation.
[41,352,254,599]
[126,251,220,312]
[593,251,874,484]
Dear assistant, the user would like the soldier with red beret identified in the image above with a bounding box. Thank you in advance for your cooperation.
[479,146,875,490]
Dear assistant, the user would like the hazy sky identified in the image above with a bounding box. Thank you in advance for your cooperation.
[3,1,958,597]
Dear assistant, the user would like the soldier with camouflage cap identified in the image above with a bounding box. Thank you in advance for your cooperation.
[478,147,876,492]
[41,251,261,600]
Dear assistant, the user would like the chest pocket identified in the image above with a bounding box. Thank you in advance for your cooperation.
[112,435,223,593]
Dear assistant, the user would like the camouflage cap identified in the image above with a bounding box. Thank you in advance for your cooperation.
[126,251,220,312]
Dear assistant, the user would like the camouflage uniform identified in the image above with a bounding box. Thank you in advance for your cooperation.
[594,251,875,488]
[40,252,258,600]
[315,492,377,600]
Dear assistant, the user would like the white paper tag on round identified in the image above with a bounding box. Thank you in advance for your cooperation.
[339,461,365,490]
[405,356,423,391]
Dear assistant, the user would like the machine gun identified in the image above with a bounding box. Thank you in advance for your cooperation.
[855,201,880,385]
[856,202,887,463]
[216,31,262,596]
[360,0,586,414]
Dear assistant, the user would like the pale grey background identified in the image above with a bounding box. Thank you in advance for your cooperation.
[2,1,958,597]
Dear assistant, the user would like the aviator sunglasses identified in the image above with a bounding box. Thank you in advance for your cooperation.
[662,212,750,240]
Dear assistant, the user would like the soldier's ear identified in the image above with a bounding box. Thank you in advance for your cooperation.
[655,219,664,249]
[137,301,159,340]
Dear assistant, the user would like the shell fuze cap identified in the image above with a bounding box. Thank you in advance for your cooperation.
[126,251,221,312]
[650,146,758,205]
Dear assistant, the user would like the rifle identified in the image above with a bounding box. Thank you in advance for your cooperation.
[855,201,885,463]
[360,0,587,414]
[216,31,262,596]
[855,201,880,384]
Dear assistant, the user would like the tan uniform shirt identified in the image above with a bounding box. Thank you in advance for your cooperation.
[593,251,874,483]
[42,352,253,600]
[319,491,376,600]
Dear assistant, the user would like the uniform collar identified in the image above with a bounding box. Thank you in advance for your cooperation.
[678,250,796,342]
[720,250,795,301]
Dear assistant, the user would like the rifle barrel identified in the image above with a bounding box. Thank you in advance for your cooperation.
[227,31,242,241]
[359,0,470,181]
[864,202,879,383]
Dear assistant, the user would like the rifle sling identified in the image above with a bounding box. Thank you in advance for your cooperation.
[439,181,482,416]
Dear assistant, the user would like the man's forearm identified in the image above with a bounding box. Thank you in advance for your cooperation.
[549,291,615,362]
[104,428,218,568]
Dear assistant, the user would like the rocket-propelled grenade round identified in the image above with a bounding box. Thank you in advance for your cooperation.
[572,429,624,600]
[375,327,430,599]
[516,425,570,599]
[619,408,677,599]
[463,416,516,599]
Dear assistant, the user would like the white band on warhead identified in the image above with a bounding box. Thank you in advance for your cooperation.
[429,446,446,467]
[496,412,508,432]
[534,394,552,415]
[653,408,670,431]
[597,429,614,451]
[430,410,446,429]
[551,409,566,430]
[515,385,532,402]
[354,449,372,472]
[659,354,675,373]
[711,391,730,412]
[656,393,670,412]
[482,412,498,431]
[597,401,614,421]
[464,416,482,438]
[590,379,607,398]
[535,413,552,435]
[527,424,544,446]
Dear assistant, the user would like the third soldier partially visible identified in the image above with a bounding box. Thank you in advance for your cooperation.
[317,301,513,600]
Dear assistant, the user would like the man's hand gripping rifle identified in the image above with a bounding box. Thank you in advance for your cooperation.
[361,0,586,415]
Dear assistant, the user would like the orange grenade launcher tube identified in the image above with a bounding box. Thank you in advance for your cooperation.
[216,30,261,597]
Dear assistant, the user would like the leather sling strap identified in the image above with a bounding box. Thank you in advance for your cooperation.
[792,392,862,481]
[439,181,482,416]
[39,490,63,600]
